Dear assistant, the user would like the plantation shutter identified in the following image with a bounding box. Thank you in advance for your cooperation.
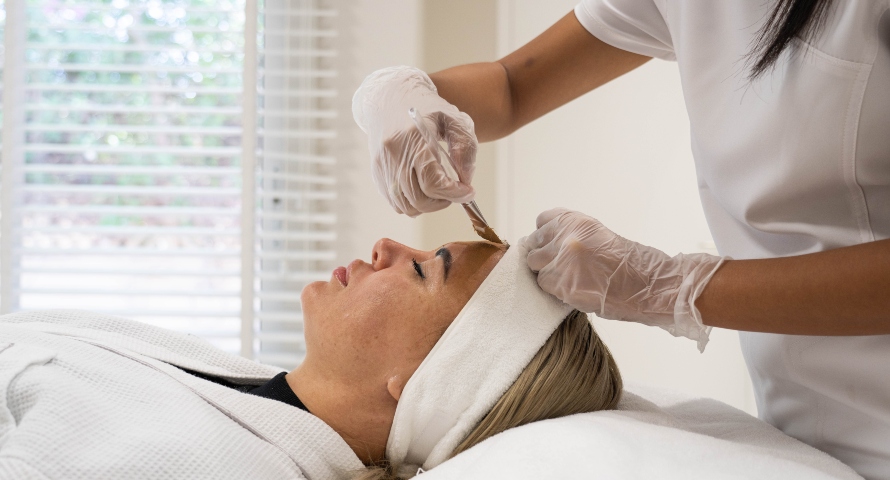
[0,0,337,368]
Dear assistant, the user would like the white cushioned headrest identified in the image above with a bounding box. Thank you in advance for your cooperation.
[385,239,573,473]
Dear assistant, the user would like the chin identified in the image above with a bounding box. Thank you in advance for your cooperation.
[300,281,324,310]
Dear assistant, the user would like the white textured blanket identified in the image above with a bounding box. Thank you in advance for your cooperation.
[0,310,363,480]
[424,383,863,479]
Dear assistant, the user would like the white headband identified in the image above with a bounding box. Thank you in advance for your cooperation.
[385,239,573,473]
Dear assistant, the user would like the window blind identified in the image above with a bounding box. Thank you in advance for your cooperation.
[0,0,337,368]
[252,0,338,368]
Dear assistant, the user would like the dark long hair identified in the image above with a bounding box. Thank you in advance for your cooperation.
[747,0,835,79]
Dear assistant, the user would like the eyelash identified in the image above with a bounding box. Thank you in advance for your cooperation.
[412,258,425,279]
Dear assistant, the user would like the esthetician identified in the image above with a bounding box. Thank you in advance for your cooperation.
[351,1,890,478]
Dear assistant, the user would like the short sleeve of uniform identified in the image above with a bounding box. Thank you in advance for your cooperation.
[574,0,675,61]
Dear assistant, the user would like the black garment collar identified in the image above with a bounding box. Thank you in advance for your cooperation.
[176,367,310,414]
[247,372,311,414]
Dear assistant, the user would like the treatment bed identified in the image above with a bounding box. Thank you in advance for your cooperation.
[0,310,863,479]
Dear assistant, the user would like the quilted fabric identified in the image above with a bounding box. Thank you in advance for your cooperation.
[0,310,364,480]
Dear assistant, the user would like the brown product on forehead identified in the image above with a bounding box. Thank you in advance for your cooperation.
[447,241,507,301]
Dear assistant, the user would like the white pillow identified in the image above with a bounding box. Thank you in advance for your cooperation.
[420,384,862,480]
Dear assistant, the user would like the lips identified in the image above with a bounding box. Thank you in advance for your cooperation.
[333,266,347,286]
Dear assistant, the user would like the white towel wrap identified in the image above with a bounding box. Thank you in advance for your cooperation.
[385,239,574,474]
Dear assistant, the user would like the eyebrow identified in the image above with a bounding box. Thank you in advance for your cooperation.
[436,247,453,281]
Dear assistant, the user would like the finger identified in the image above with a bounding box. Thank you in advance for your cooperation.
[433,178,475,204]
[395,180,448,216]
[415,114,441,151]
[386,134,452,214]
[416,156,475,203]
[410,112,476,201]
[387,184,422,217]
[533,264,562,300]
[526,246,554,273]
[411,197,451,215]
[523,216,560,250]
[535,207,571,229]
[440,112,478,184]
[524,222,561,272]
[447,140,476,185]
[402,161,453,214]
[527,238,564,272]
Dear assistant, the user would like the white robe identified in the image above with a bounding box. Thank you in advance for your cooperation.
[0,310,364,480]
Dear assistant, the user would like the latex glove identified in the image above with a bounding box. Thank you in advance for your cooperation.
[352,66,477,217]
[523,208,727,351]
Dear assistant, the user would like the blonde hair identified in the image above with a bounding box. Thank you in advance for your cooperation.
[355,310,622,479]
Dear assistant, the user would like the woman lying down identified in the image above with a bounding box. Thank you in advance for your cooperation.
[0,239,621,479]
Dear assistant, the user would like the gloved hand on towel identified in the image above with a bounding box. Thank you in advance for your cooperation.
[352,66,477,217]
[522,208,727,351]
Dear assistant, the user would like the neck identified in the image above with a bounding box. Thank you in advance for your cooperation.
[287,362,396,464]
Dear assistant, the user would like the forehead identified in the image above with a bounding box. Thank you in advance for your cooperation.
[450,240,505,263]
[446,241,506,295]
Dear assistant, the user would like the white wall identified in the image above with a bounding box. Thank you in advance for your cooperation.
[495,0,756,414]
[334,0,423,265]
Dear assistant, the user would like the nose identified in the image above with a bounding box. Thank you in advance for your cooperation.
[371,238,410,270]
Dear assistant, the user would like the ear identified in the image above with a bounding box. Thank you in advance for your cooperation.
[386,374,407,401]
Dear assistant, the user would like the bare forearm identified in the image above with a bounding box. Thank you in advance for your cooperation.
[697,239,890,335]
[430,12,649,143]
[430,63,513,142]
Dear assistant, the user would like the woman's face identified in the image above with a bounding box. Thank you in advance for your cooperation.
[300,238,506,392]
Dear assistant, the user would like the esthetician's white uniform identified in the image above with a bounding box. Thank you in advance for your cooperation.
[574,0,890,478]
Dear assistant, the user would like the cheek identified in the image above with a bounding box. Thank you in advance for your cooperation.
[346,281,403,336]
[343,283,436,362]
[302,274,457,373]
[398,299,465,362]
[391,299,458,356]
[305,280,404,355]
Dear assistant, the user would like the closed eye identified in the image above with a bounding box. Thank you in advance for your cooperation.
[412,258,425,279]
